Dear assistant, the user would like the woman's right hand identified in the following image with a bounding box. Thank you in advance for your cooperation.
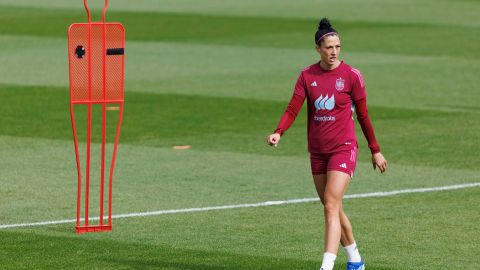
[267,133,281,147]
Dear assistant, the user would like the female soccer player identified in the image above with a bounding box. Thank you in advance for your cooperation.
[267,18,387,270]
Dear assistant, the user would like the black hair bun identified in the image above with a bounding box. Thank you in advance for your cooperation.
[318,18,331,30]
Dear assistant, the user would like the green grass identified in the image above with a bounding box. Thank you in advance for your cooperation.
[1,84,479,170]
[0,0,479,269]
[1,0,480,27]
[2,6,480,58]
[1,135,477,225]
[1,188,479,269]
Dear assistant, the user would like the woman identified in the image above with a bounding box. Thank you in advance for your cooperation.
[266,18,387,270]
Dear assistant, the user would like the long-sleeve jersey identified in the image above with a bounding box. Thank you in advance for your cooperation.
[274,61,380,154]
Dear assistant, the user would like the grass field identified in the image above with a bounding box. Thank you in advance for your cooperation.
[0,0,479,269]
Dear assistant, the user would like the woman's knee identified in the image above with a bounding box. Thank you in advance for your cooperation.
[323,197,341,216]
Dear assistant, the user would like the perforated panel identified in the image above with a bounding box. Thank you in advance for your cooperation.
[68,23,125,103]
[105,24,125,101]
[68,24,89,101]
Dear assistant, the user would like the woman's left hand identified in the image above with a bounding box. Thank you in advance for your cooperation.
[372,152,387,173]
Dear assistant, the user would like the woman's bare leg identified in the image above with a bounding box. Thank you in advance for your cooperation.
[313,172,354,251]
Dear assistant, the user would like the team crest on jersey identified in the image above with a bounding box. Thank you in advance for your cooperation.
[335,77,345,91]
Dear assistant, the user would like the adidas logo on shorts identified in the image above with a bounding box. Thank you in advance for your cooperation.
[339,163,347,169]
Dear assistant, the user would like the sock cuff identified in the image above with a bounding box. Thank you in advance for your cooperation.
[344,242,362,263]
[323,252,337,261]
[344,242,357,251]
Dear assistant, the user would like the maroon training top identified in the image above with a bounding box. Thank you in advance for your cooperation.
[275,61,380,154]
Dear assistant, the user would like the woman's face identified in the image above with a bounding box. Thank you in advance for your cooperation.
[316,35,341,66]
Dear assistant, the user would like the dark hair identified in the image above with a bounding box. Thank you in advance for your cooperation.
[315,18,338,45]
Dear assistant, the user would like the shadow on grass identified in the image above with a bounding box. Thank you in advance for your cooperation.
[0,230,399,270]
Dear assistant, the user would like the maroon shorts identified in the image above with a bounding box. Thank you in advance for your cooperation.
[310,146,358,177]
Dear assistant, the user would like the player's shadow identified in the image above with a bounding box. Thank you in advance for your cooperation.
[102,242,315,270]
[0,230,400,270]
[103,245,401,270]
[106,257,401,270]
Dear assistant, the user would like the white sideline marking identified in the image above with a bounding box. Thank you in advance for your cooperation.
[1,182,479,230]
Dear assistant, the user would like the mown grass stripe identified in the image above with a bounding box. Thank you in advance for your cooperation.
[1,182,478,230]
[0,6,480,57]
[0,84,478,170]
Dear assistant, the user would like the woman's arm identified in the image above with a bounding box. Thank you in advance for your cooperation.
[274,94,305,135]
[354,98,388,172]
[267,93,305,146]
[353,98,380,154]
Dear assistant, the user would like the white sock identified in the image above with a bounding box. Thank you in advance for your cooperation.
[320,252,336,270]
[344,242,362,263]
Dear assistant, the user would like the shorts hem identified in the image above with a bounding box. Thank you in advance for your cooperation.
[326,169,353,178]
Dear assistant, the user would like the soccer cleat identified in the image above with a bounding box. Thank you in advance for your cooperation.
[346,261,365,270]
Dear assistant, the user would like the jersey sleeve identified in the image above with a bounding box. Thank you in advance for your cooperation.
[274,93,305,135]
[274,72,307,135]
[293,72,307,98]
[354,98,380,154]
[350,68,367,101]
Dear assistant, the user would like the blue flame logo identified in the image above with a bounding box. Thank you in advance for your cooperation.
[314,94,335,111]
